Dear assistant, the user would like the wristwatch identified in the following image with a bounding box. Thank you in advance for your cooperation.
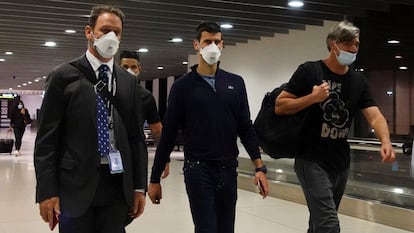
[255,165,267,174]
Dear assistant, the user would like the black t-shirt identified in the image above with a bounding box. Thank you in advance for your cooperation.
[285,60,376,172]
[138,86,160,125]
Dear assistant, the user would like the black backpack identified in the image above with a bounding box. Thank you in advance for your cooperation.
[253,84,309,159]
[253,62,322,159]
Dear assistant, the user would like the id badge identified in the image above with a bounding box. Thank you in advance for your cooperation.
[108,150,124,174]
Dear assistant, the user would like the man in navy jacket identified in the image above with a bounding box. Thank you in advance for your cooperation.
[148,21,269,233]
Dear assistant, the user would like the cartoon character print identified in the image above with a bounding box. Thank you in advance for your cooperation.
[320,92,349,128]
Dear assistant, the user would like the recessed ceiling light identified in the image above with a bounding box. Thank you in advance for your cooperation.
[387,39,400,44]
[169,38,183,43]
[157,66,164,70]
[17,85,21,88]
[288,0,304,7]
[395,55,403,59]
[8,88,13,91]
[65,29,77,34]
[138,48,148,53]
[44,41,57,47]
[43,76,47,79]
[22,83,27,86]
[182,61,188,65]
[220,24,233,29]
[399,66,408,70]
[28,81,32,84]
[5,51,13,55]
[0,58,5,62]
[34,79,40,82]
[386,91,393,96]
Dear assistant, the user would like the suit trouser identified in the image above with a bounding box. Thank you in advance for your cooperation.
[294,158,349,233]
[59,165,128,233]
[183,160,238,233]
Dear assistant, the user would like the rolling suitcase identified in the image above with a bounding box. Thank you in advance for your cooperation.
[0,131,14,154]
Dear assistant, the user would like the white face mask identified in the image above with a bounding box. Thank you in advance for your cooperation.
[93,31,120,59]
[18,104,23,109]
[126,68,139,77]
[335,44,357,65]
[199,43,221,65]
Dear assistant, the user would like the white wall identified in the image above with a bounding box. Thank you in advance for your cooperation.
[19,94,43,119]
[189,20,337,118]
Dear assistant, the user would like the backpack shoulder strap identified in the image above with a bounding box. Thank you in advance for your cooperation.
[312,61,324,84]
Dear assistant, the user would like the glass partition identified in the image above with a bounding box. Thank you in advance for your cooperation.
[237,138,414,210]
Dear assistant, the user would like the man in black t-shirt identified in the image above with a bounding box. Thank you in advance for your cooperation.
[276,21,395,233]
[120,50,169,179]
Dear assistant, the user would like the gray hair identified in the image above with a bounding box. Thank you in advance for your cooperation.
[326,21,360,51]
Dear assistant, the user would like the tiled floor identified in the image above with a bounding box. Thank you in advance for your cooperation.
[0,128,411,233]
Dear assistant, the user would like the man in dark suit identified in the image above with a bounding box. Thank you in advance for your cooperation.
[34,5,147,233]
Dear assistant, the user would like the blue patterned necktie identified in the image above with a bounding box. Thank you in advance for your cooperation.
[97,64,110,156]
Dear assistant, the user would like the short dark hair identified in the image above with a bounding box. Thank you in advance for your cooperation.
[120,50,140,61]
[88,5,125,29]
[195,21,222,41]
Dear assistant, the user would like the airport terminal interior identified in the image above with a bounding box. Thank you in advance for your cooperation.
[0,128,412,233]
[1,1,414,233]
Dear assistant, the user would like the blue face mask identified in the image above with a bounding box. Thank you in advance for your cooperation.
[335,45,357,65]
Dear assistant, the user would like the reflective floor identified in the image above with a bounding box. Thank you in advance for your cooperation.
[0,128,411,233]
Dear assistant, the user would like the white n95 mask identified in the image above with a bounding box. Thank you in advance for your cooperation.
[200,43,221,65]
[93,31,120,59]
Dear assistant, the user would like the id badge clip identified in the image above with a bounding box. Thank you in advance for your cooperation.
[94,80,107,93]
[108,150,124,174]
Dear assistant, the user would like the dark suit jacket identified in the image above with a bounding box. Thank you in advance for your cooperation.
[34,55,147,217]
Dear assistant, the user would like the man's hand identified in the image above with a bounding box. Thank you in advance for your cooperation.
[254,172,269,198]
[161,163,170,179]
[311,82,330,103]
[39,196,60,230]
[381,142,396,163]
[148,183,162,204]
[129,192,145,219]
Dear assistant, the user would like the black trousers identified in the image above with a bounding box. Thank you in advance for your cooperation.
[13,126,25,150]
[59,166,128,233]
[294,158,349,233]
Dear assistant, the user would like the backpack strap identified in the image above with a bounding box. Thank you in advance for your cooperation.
[312,61,324,85]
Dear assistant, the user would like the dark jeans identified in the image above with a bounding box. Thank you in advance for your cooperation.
[59,166,128,233]
[294,158,349,233]
[183,160,238,233]
[13,126,25,150]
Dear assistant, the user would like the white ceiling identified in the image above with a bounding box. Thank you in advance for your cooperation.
[0,0,413,91]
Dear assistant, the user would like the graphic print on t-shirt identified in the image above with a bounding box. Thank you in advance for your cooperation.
[319,81,350,139]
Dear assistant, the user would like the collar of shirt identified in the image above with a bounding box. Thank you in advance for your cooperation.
[199,73,216,90]
[86,50,115,94]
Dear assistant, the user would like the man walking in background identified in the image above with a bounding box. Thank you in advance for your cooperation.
[120,50,170,178]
